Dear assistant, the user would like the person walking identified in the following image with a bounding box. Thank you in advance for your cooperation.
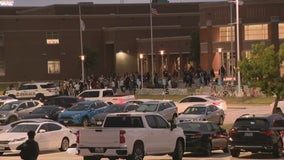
[17,130,39,160]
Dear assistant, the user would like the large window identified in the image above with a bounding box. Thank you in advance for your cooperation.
[244,24,268,40]
[0,61,5,76]
[279,23,284,39]
[219,26,235,42]
[48,60,60,74]
[46,32,59,45]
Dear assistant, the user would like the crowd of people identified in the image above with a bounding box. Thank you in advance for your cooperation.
[58,65,226,96]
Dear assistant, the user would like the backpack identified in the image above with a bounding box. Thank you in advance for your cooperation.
[20,142,29,160]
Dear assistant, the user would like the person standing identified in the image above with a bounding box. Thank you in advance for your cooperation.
[17,130,39,160]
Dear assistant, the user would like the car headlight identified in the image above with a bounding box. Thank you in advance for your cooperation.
[11,137,26,142]
[72,114,81,118]
[0,114,7,118]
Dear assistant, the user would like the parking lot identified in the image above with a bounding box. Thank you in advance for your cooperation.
[1,104,276,160]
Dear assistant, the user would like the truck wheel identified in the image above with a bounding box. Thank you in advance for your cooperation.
[127,142,144,160]
[273,140,282,158]
[230,149,240,157]
[84,156,101,160]
[36,94,45,102]
[172,140,184,160]
[59,138,69,151]
[8,94,16,99]
[203,142,212,157]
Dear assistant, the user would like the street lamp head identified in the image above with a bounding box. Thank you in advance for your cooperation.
[80,55,85,61]
[217,48,223,53]
[160,50,164,55]
[139,54,143,59]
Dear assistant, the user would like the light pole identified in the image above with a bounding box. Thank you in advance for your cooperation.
[227,0,243,96]
[160,50,164,80]
[140,54,144,89]
[236,0,242,97]
[78,4,85,83]
[218,48,223,85]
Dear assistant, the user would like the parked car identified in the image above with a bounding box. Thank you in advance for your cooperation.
[228,114,284,158]
[0,118,54,134]
[44,96,84,109]
[58,100,109,127]
[91,103,139,126]
[4,82,59,101]
[23,105,64,120]
[135,100,178,122]
[0,121,76,156]
[77,88,135,104]
[125,99,152,105]
[175,95,227,113]
[178,121,229,156]
[177,104,225,125]
[0,96,18,106]
[0,100,43,124]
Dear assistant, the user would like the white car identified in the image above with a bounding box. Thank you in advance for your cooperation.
[0,96,18,106]
[4,82,59,101]
[0,118,53,134]
[175,95,227,113]
[0,121,76,156]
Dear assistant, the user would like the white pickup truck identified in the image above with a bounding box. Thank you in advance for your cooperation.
[76,112,185,160]
[77,88,135,104]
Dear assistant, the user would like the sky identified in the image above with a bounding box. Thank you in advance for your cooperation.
[0,0,226,6]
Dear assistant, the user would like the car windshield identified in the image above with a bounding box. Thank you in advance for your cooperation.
[233,118,269,130]
[0,103,19,111]
[136,104,158,112]
[178,123,210,132]
[9,124,39,133]
[184,107,206,114]
[103,105,125,113]
[67,104,89,111]
[32,107,54,114]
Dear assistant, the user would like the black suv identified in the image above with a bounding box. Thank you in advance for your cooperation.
[228,114,284,158]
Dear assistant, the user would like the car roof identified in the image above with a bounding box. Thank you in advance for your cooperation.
[238,114,283,119]
[107,112,161,117]
[188,104,212,107]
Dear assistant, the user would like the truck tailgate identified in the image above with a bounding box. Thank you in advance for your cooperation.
[78,128,121,147]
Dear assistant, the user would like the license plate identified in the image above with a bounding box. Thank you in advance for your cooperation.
[64,120,68,123]
[95,147,104,153]
[244,132,253,136]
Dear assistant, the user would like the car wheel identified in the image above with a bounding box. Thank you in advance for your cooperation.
[204,142,212,157]
[218,116,224,125]
[172,139,184,160]
[59,138,69,151]
[7,116,18,124]
[127,141,144,160]
[8,94,16,99]
[109,158,117,160]
[0,152,3,156]
[230,149,240,157]
[222,147,229,153]
[84,156,101,160]
[36,94,45,102]
[83,117,89,127]
[273,140,283,158]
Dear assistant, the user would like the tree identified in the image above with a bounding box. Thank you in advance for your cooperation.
[239,42,284,113]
